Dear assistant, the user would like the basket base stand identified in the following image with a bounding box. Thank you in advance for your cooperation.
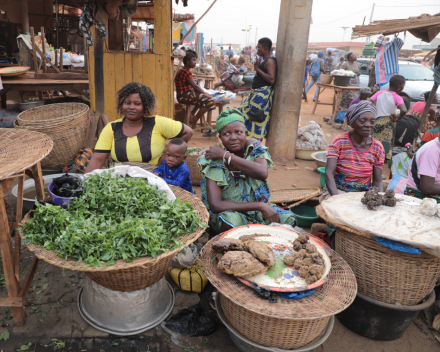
[0,162,45,326]
[78,276,175,336]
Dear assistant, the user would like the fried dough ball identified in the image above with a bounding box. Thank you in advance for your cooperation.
[293,241,302,251]
[297,233,309,244]
[294,259,304,268]
[305,243,316,254]
[303,257,313,266]
[298,249,308,258]
[309,264,324,279]
[298,266,310,279]
[305,274,318,285]
[282,254,296,266]
[304,253,313,259]
[386,189,395,198]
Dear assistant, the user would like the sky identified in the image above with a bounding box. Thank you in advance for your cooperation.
[172,0,440,49]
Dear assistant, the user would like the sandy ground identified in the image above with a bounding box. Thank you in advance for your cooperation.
[0,88,437,352]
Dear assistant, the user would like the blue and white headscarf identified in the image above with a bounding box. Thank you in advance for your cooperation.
[346,100,377,126]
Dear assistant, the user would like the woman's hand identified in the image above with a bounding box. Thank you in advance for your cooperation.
[205,145,226,160]
[390,113,400,122]
[254,59,260,71]
[259,203,281,223]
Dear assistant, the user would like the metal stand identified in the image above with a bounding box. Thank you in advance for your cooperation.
[0,162,45,326]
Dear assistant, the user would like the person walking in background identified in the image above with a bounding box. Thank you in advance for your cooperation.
[337,56,345,69]
[303,59,311,103]
[238,37,276,140]
[305,51,325,102]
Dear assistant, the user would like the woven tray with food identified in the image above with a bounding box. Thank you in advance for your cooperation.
[213,224,331,292]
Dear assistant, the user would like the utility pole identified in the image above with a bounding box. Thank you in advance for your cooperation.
[341,27,349,42]
[255,28,258,48]
[266,0,313,161]
[367,3,375,42]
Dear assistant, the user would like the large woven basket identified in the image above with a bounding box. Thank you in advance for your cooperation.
[15,103,91,169]
[335,229,440,305]
[186,154,203,186]
[220,293,330,349]
[200,235,357,349]
[321,74,333,85]
[316,205,440,305]
[21,186,209,292]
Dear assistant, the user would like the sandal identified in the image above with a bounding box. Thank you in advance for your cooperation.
[203,130,218,137]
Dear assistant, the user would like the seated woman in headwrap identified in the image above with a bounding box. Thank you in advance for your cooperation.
[197,109,296,233]
[324,101,385,197]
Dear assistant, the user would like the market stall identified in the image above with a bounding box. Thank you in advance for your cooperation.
[316,192,440,340]
[199,224,357,350]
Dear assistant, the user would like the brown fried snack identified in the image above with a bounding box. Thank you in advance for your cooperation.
[298,249,308,258]
[212,238,246,252]
[293,241,303,251]
[309,264,324,279]
[304,253,313,259]
[305,243,316,254]
[386,189,395,198]
[294,258,304,268]
[303,257,313,266]
[298,266,310,279]
[244,240,276,268]
[283,253,296,266]
[297,233,310,244]
[305,274,318,285]
[218,251,268,277]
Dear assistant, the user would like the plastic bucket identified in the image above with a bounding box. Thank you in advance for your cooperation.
[337,290,435,341]
[332,75,351,87]
[317,167,325,188]
[290,205,321,227]
[48,182,74,208]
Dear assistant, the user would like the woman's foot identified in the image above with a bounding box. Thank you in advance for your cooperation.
[323,117,330,122]
[203,130,218,137]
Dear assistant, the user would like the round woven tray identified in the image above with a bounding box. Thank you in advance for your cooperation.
[316,205,440,305]
[0,129,53,181]
[17,103,89,125]
[21,186,209,292]
[186,154,203,186]
[269,188,321,204]
[200,235,357,349]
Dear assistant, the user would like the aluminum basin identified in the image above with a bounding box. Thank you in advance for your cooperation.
[78,276,174,336]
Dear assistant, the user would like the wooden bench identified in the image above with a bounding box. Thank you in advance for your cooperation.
[183,101,227,128]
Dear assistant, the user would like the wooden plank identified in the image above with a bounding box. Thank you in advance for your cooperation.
[29,163,45,200]
[0,297,23,307]
[0,177,16,197]
[60,48,64,72]
[88,35,96,114]
[54,49,58,70]
[34,73,89,80]
[87,112,100,148]
[14,175,24,282]
[124,53,133,85]
[30,27,39,74]
[103,52,116,118]
[41,27,46,73]
[113,52,125,121]
[155,54,173,118]
[72,85,90,100]
[132,53,143,83]
[142,54,156,94]
[18,256,39,303]
[94,31,105,115]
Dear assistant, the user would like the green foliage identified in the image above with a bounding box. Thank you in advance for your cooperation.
[186,148,201,155]
[21,171,204,267]
[0,330,9,341]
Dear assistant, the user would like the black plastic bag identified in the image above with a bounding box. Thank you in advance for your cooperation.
[52,174,83,198]
[254,286,277,303]
[165,304,217,337]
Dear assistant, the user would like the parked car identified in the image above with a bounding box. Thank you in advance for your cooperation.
[358,59,438,109]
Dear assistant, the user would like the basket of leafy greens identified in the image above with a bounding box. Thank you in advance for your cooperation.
[20,171,208,292]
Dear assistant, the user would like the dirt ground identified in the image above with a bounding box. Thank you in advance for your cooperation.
[1,89,439,352]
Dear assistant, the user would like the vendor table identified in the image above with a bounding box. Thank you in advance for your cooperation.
[0,78,89,109]
[193,73,216,89]
[311,83,362,126]
[0,129,53,326]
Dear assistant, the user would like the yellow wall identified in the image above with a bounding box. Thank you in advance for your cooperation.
[88,0,174,121]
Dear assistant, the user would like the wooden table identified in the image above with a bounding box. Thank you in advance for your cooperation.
[193,74,216,89]
[0,78,89,108]
[312,83,362,124]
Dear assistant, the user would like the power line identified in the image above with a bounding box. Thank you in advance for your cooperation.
[312,7,372,27]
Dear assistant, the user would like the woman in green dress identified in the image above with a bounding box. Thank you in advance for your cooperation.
[198,109,296,233]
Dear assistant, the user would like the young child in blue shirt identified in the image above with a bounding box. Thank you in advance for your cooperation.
[153,138,194,194]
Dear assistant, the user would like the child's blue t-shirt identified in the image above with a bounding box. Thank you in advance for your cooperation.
[304,66,309,83]
[153,160,194,194]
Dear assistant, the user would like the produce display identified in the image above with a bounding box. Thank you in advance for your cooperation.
[420,198,440,218]
[282,234,325,284]
[20,171,204,266]
[361,187,397,210]
[296,121,328,151]
[331,69,356,77]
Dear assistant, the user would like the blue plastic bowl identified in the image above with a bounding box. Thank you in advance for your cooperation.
[48,182,74,208]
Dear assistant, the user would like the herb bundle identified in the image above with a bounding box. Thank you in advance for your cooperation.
[21,171,204,267]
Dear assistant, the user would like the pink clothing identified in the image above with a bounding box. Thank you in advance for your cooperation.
[411,101,428,114]
[370,90,404,117]
[407,138,440,189]
[327,132,385,185]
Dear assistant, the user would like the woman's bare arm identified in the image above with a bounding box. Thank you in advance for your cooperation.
[179,124,193,142]
[84,152,108,174]
[324,158,339,196]
[372,166,384,192]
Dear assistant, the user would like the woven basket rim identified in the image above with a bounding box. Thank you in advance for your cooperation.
[270,188,321,204]
[199,234,358,320]
[17,103,90,125]
[20,186,209,272]
[0,129,54,180]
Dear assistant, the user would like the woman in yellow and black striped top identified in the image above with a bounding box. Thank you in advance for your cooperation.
[85,83,193,173]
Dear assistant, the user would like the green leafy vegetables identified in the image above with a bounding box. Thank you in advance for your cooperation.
[20,171,204,267]
[186,148,201,155]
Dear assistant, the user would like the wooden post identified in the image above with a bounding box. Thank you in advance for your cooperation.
[55,49,58,70]
[59,48,64,72]
[40,27,46,73]
[418,85,438,136]
[83,36,88,73]
[30,27,39,73]
[266,0,313,161]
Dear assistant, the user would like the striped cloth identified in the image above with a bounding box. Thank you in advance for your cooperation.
[327,132,385,185]
[375,37,403,86]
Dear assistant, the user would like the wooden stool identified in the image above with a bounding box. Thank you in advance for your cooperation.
[206,101,225,128]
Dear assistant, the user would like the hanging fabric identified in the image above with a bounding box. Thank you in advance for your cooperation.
[79,3,107,46]
[181,20,197,43]
[173,22,182,43]
[375,37,404,87]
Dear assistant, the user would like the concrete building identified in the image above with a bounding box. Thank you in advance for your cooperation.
[308,42,365,54]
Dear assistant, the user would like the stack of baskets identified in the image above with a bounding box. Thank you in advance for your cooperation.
[200,234,357,350]
[21,186,209,292]
[14,103,91,170]
[316,205,440,306]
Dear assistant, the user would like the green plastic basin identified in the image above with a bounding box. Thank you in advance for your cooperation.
[290,205,320,227]
[317,167,326,188]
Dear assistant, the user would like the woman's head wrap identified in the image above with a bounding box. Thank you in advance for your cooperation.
[346,100,377,126]
[216,108,245,133]
[359,87,372,95]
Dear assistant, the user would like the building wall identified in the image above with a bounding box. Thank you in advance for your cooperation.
[0,0,52,29]
[88,0,174,121]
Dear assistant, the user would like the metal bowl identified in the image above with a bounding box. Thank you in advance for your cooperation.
[295,149,326,161]
[311,151,327,168]
[78,276,174,336]
[18,100,45,111]
[215,292,335,352]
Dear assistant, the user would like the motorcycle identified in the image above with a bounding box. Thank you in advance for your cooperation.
[214,64,254,95]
